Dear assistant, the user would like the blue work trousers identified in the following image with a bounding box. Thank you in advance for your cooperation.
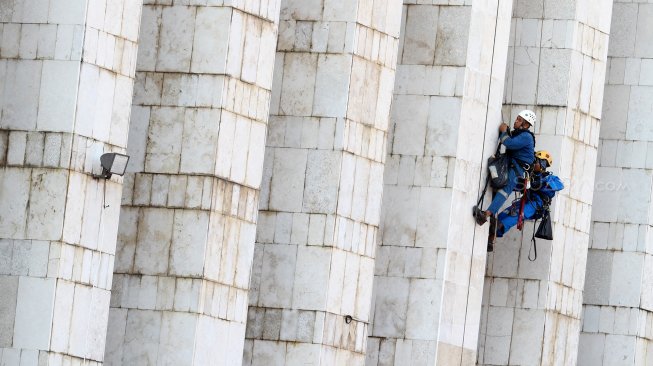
[486,164,524,214]
[496,200,539,237]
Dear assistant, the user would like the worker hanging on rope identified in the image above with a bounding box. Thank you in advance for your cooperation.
[473,110,536,227]
[488,151,564,247]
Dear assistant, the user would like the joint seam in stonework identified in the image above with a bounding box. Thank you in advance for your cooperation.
[123,174,261,220]
[66,10,88,157]
[132,171,263,192]
[23,170,33,252]
[129,207,145,277]
[246,307,367,352]
[229,5,280,25]
[0,131,6,163]
[150,71,273,93]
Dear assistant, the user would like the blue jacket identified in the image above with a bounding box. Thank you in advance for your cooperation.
[497,173,563,236]
[528,173,564,206]
[500,129,535,165]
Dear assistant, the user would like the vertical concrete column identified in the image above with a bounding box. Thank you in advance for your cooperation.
[578,1,653,365]
[365,0,513,365]
[477,0,613,365]
[105,1,280,365]
[244,0,402,364]
[0,0,143,365]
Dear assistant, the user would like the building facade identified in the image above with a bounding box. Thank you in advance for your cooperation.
[0,0,651,365]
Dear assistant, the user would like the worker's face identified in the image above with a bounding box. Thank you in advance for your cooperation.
[514,116,530,130]
[534,161,542,172]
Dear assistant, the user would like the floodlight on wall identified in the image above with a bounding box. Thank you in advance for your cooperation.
[92,153,130,179]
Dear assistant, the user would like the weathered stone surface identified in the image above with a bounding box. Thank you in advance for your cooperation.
[369,1,515,365]
[246,0,402,364]
[481,0,612,365]
[0,1,641,365]
[0,0,143,362]
[106,2,281,365]
[580,4,653,364]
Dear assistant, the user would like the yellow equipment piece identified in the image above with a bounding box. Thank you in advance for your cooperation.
[535,150,553,166]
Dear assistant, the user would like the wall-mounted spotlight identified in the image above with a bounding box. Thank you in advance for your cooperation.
[92,153,130,180]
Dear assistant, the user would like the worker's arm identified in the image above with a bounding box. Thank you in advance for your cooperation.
[500,131,532,149]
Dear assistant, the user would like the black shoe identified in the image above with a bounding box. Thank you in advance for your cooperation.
[473,206,487,226]
[487,241,494,252]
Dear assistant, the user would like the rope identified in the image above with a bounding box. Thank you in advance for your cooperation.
[529,218,538,261]
[476,141,502,208]
[477,174,491,208]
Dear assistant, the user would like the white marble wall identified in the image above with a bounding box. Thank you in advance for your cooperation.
[244,0,402,364]
[105,1,280,365]
[0,0,635,364]
[365,0,513,365]
[0,0,143,364]
[478,0,613,365]
[579,1,653,365]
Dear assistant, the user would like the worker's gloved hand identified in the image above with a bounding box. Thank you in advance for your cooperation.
[499,123,509,133]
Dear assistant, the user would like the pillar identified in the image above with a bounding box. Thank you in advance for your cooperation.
[365,0,514,365]
[243,0,402,364]
[0,0,143,364]
[578,0,653,364]
[477,0,613,364]
[104,1,281,365]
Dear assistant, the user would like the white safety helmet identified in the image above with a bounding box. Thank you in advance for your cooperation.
[518,109,536,127]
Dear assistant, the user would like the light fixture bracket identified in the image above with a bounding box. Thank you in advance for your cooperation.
[92,153,130,180]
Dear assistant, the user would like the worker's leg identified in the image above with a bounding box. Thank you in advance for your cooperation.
[486,168,520,214]
[496,209,517,237]
[522,201,539,220]
[497,200,539,237]
[488,215,497,251]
